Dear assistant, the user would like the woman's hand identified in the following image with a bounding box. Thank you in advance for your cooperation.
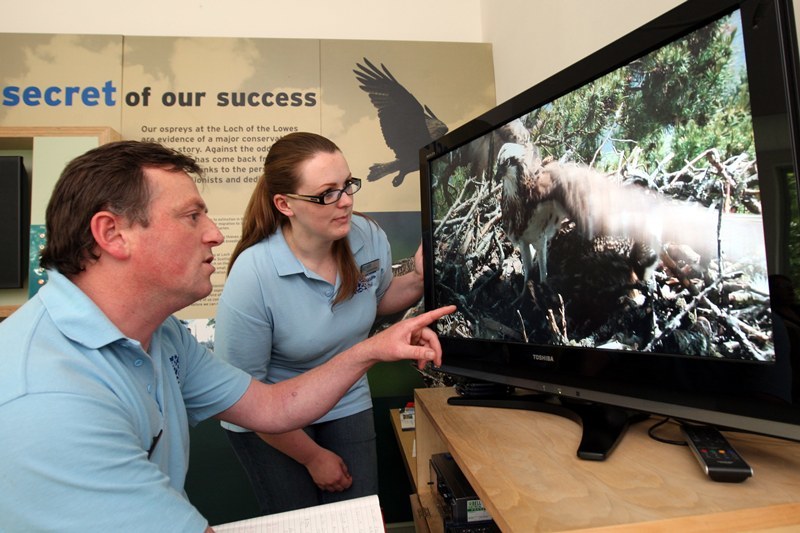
[304,448,353,492]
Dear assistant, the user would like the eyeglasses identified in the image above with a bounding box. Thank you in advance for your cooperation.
[285,178,362,205]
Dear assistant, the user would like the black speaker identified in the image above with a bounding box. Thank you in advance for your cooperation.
[0,156,29,288]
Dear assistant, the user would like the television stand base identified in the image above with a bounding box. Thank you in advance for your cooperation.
[447,392,648,460]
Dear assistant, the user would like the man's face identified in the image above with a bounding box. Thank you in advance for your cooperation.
[127,167,223,311]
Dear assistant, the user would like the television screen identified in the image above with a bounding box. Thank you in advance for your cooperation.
[420,0,800,454]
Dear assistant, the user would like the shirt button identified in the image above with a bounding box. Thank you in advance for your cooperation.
[134,359,143,367]
[325,290,333,297]
[147,384,153,393]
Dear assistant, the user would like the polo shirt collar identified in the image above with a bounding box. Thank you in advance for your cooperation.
[272,226,304,277]
[271,221,367,278]
[39,270,128,349]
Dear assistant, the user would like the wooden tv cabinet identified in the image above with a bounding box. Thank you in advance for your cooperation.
[411,386,800,532]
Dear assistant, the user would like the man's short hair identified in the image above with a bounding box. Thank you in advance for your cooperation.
[39,141,202,275]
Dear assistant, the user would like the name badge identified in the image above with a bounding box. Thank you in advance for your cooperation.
[360,259,380,276]
[357,259,380,294]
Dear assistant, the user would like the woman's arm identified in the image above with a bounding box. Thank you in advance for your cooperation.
[257,430,352,492]
[377,244,424,315]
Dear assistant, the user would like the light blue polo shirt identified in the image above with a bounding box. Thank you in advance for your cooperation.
[216,215,393,432]
[0,270,252,532]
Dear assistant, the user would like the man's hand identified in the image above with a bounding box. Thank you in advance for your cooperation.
[364,305,456,369]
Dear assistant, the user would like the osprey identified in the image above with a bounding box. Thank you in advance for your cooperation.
[498,142,568,284]
[497,142,717,286]
[354,58,448,186]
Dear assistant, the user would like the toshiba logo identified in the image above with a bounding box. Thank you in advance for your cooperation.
[531,353,554,362]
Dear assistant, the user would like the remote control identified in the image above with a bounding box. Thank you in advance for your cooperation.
[681,424,753,482]
[399,406,416,431]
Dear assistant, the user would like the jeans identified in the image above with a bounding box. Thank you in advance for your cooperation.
[224,409,378,515]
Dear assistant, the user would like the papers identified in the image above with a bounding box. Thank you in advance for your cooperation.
[213,494,384,533]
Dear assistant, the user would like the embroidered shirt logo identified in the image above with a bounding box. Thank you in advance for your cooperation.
[356,277,370,293]
[358,259,380,294]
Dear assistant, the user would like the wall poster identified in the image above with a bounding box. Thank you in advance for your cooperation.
[0,33,495,329]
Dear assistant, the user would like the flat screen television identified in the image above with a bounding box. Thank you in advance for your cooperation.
[420,0,800,459]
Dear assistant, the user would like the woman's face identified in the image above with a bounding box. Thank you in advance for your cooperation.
[285,150,355,244]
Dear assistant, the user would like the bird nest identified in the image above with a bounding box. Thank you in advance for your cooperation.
[429,150,774,363]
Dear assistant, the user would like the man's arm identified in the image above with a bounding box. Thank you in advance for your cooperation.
[217,305,454,434]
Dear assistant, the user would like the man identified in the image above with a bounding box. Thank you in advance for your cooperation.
[0,141,453,532]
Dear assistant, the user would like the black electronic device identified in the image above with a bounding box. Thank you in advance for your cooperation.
[681,423,753,482]
[0,155,29,289]
[420,0,800,460]
[429,453,499,532]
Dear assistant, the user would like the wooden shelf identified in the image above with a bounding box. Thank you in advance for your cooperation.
[407,386,800,532]
[389,408,418,489]
[0,126,120,145]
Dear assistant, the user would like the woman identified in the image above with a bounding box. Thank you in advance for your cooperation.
[215,132,424,514]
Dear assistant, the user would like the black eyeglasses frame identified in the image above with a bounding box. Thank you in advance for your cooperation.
[285,178,362,205]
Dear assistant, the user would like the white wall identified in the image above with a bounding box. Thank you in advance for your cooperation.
[0,0,483,41]
[0,0,691,105]
[2,0,800,109]
[483,0,684,103]
[486,0,800,104]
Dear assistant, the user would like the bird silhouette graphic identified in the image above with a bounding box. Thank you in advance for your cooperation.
[353,57,448,187]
